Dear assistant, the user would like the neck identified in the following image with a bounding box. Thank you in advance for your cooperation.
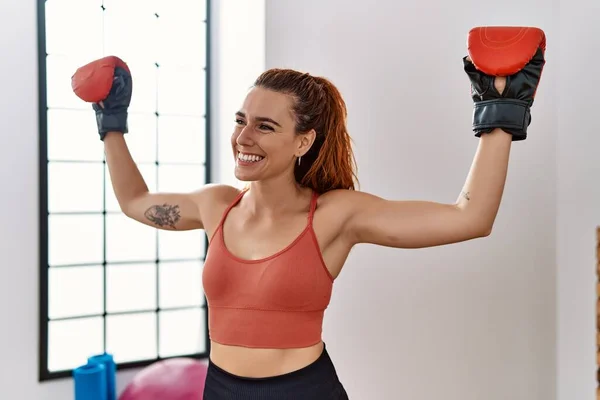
[244,174,309,214]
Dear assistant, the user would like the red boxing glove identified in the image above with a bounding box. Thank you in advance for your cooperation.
[71,56,133,140]
[467,26,546,77]
[463,26,546,140]
[72,56,131,103]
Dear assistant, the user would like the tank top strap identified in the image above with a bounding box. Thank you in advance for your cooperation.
[308,190,319,224]
[209,188,248,242]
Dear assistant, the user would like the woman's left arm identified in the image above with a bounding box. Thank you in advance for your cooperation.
[342,127,512,249]
[341,27,546,249]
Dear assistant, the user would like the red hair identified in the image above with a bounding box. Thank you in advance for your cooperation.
[254,69,358,193]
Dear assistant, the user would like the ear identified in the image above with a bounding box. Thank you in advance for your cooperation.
[296,129,317,157]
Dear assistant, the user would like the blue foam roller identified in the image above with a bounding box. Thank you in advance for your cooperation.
[73,362,107,400]
[88,353,117,400]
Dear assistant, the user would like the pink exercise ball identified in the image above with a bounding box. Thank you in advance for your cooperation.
[119,358,208,400]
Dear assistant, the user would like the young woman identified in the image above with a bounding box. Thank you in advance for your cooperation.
[73,39,544,398]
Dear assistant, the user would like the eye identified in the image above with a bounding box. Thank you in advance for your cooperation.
[235,118,245,125]
[259,124,274,131]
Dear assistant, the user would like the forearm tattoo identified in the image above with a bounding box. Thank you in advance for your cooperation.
[461,190,471,201]
[144,204,181,228]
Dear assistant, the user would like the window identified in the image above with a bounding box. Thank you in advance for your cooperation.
[37,0,211,381]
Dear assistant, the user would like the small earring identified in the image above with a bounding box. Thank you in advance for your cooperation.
[297,156,302,166]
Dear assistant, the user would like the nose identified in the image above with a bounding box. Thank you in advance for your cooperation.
[236,125,254,147]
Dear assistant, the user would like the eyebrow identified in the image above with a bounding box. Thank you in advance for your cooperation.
[236,111,282,128]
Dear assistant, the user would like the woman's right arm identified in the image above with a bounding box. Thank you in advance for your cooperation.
[104,132,212,231]
[72,56,233,231]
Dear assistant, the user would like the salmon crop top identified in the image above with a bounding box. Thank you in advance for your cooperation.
[201,189,334,349]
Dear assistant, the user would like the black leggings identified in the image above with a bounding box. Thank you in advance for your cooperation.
[203,343,349,399]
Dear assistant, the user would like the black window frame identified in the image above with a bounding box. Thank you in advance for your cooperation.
[37,0,212,381]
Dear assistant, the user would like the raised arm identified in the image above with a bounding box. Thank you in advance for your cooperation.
[339,26,546,249]
[72,56,219,231]
[104,133,207,230]
[342,127,511,248]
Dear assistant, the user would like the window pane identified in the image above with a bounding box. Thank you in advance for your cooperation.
[48,317,104,372]
[159,308,206,358]
[49,214,104,266]
[157,116,205,164]
[105,164,157,213]
[106,263,156,313]
[106,313,157,363]
[48,162,104,213]
[49,266,104,319]
[47,54,97,110]
[45,0,103,57]
[158,261,204,309]
[158,229,205,260]
[103,0,157,63]
[125,114,158,163]
[156,0,207,24]
[126,62,158,114]
[157,165,205,193]
[47,109,105,162]
[157,65,206,116]
[156,0,207,66]
[105,214,157,263]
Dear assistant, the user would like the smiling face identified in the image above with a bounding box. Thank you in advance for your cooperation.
[231,87,315,183]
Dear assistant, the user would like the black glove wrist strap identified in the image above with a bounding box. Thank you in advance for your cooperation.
[95,109,129,141]
[472,99,531,141]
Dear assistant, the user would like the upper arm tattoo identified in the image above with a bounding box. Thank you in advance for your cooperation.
[144,204,181,228]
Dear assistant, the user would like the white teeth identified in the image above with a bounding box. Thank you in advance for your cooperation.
[238,152,264,163]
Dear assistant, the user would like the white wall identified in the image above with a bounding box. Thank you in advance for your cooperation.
[0,1,264,399]
[265,1,560,399]
[556,0,600,399]
[211,1,265,188]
